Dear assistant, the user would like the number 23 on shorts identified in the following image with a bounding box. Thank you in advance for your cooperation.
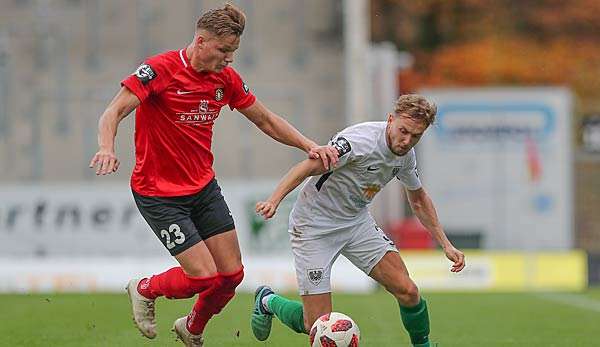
[160,223,186,250]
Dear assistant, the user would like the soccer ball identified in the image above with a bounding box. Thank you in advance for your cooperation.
[309,312,360,347]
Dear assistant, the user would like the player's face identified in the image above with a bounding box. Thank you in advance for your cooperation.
[194,33,240,72]
[386,113,428,156]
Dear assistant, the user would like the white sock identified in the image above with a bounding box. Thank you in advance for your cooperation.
[261,294,274,313]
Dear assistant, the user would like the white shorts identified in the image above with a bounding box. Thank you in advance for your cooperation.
[289,216,398,295]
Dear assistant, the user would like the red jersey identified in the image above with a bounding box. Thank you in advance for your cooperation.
[121,49,256,196]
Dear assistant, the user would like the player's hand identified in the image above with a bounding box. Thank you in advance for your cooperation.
[89,148,120,175]
[443,245,465,273]
[308,145,338,170]
[256,200,278,220]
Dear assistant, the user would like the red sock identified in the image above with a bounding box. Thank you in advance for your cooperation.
[137,267,216,300]
[187,267,244,334]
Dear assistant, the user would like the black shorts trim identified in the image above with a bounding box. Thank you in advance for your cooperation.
[202,222,236,240]
[170,229,203,256]
[170,222,234,256]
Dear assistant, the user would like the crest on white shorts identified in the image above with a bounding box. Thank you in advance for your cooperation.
[307,268,324,286]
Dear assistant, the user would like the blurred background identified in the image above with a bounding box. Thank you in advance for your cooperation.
[2,1,600,345]
[0,0,599,313]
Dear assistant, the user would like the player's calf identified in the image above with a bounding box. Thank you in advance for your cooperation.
[387,279,420,307]
[207,267,245,315]
[187,267,244,335]
[387,279,430,347]
[138,267,217,300]
[399,296,431,347]
[379,276,430,346]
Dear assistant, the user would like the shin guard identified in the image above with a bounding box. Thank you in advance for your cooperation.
[138,267,217,300]
[187,267,244,334]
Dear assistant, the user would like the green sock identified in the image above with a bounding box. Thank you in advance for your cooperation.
[267,294,307,334]
[399,297,430,346]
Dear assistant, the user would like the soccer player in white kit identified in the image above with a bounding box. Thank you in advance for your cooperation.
[250,94,465,347]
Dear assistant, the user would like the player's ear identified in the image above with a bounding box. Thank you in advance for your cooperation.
[195,34,205,48]
[387,113,393,124]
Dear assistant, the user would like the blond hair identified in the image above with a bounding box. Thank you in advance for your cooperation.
[393,94,437,126]
[196,3,246,37]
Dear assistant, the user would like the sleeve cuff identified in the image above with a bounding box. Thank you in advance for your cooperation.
[230,94,256,111]
[121,78,148,102]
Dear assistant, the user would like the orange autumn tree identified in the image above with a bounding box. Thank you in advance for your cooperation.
[371,0,600,108]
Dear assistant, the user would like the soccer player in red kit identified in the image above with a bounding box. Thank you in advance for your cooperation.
[88,4,338,346]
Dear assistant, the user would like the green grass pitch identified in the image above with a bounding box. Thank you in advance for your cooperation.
[1,288,599,346]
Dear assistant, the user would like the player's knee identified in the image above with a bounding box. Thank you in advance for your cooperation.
[405,282,420,303]
[217,267,244,291]
[207,267,244,314]
[186,274,219,297]
[387,278,419,305]
[182,263,216,278]
[395,282,420,306]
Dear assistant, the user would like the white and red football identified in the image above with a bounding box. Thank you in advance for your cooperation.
[309,312,360,347]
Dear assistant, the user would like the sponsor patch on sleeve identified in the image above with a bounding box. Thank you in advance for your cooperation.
[242,81,249,94]
[332,137,351,157]
[133,63,157,85]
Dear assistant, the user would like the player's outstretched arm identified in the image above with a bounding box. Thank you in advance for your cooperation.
[89,87,140,175]
[406,187,466,273]
[256,158,328,219]
[239,100,338,169]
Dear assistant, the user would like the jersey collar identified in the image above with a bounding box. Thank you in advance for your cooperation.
[179,48,222,78]
[179,48,190,68]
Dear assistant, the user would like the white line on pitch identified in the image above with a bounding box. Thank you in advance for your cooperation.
[535,293,600,313]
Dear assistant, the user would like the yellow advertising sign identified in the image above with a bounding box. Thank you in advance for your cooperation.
[401,250,587,291]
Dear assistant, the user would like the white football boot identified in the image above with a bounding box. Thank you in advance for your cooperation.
[126,278,157,339]
[172,316,204,347]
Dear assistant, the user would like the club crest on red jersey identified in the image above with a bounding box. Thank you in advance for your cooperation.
[199,100,209,112]
[215,88,224,101]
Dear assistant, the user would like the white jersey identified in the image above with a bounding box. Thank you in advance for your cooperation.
[290,121,422,233]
